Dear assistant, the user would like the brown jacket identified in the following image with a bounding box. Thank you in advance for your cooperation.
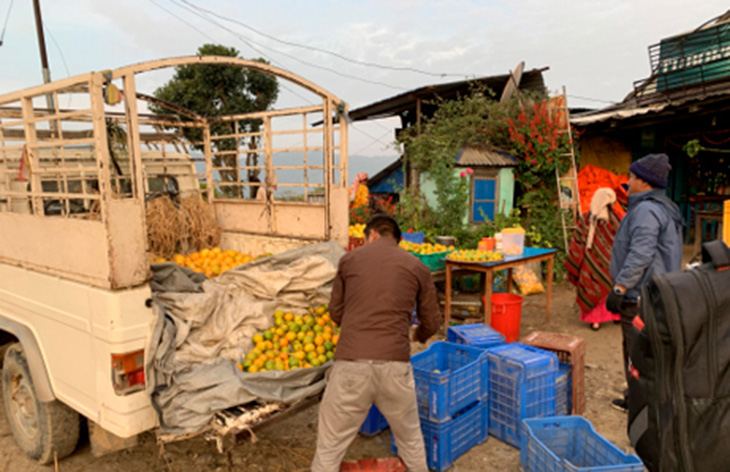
[330,237,442,362]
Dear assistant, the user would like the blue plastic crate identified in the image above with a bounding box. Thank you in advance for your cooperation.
[447,323,506,350]
[520,416,645,472]
[556,363,572,416]
[411,341,487,422]
[359,404,389,436]
[487,343,558,448]
[392,401,488,472]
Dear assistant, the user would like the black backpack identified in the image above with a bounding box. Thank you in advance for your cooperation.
[628,240,730,472]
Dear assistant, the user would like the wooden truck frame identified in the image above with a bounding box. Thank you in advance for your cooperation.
[0,56,348,463]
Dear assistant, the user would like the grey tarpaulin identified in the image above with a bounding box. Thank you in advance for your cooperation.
[146,241,345,434]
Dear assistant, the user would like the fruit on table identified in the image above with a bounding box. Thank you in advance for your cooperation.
[349,224,366,238]
[241,305,340,373]
[163,247,255,278]
[447,249,504,262]
[398,241,455,254]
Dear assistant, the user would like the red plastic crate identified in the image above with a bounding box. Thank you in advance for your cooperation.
[521,332,586,415]
[340,457,407,471]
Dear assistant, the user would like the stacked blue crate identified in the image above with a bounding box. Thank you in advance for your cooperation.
[447,323,506,350]
[555,363,573,416]
[487,343,558,448]
[391,341,490,471]
[358,404,389,436]
[520,416,645,472]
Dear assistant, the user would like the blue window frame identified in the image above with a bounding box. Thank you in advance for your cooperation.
[472,177,497,222]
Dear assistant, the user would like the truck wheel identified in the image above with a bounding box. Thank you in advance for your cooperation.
[2,343,80,464]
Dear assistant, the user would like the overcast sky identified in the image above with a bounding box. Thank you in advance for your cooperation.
[0,0,728,160]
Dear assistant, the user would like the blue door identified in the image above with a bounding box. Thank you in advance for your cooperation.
[472,178,497,222]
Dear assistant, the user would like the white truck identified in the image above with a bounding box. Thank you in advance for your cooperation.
[0,56,349,463]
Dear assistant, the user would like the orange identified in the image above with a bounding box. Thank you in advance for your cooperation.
[332,334,339,345]
[255,341,267,351]
[322,332,332,342]
[252,334,264,344]
[286,332,296,342]
[279,338,289,348]
[316,345,326,356]
[284,312,294,322]
[314,335,324,346]
[304,343,315,353]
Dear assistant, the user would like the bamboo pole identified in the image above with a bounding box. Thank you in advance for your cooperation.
[339,101,349,189]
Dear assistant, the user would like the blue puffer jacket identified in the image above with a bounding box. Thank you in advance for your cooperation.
[609,189,684,303]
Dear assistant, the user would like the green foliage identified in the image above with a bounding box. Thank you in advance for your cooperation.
[151,44,279,195]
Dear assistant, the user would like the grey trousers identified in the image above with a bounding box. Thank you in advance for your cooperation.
[311,360,428,472]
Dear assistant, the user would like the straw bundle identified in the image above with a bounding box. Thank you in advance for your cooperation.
[146,196,189,260]
[180,196,221,251]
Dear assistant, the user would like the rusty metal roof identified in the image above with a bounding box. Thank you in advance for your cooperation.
[456,146,517,167]
[347,68,548,122]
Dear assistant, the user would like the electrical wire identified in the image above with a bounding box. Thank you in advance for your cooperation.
[44,25,73,107]
[178,0,471,79]
[149,0,317,106]
[0,0,13,46]
[167,0,406,91]
[566,94,618,105]
[350,127,395,156]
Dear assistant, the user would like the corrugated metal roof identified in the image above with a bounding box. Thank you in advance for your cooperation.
[347,68,548,122]
[570,103,668,126]
[456,147,517,167]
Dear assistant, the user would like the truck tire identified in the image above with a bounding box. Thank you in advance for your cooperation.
[2,343,80,464]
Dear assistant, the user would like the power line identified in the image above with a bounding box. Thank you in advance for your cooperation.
[350,127,395,156]
[567,94,618,105]
[149,0,317,106]
[179,0,470,79]
[150,0,216,42]
[0,0,13,46]
[43,25,71,107]
[167,0,406,91]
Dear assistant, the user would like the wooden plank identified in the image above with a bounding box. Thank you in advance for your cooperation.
[302,114,309,201]
[20,97,42,215]
[203,125,214,203]
[0,73,93,106]
[339,101,349,190]
[123,74,145,201]
[264,116,274,233]
[89,73,111,225]
[210,105,323,122]
[323,99,332,240]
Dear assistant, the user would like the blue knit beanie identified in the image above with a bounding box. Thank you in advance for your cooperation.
[629,153,671,188]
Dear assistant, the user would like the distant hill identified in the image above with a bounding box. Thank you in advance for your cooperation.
[192,151,399,197]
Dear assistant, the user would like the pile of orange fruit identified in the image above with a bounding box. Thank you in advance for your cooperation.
[239,305,339,373]
[159,247,255,277]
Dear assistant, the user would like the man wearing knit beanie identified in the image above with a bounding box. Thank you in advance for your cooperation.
[607,153,683,413]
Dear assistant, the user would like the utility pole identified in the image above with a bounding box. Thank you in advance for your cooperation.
[32,0,54,111]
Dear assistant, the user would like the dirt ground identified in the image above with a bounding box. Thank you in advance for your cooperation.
[0,282,634,472]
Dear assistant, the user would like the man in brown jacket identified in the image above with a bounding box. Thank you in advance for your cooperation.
[311,215,442,472]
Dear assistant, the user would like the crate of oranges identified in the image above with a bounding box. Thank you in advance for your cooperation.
[238,304,339,373]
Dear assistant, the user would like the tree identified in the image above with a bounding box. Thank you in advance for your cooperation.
[151,44,279,196]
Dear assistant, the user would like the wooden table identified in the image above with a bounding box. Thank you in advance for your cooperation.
[694,210,724,255]
[444,247,559,327]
